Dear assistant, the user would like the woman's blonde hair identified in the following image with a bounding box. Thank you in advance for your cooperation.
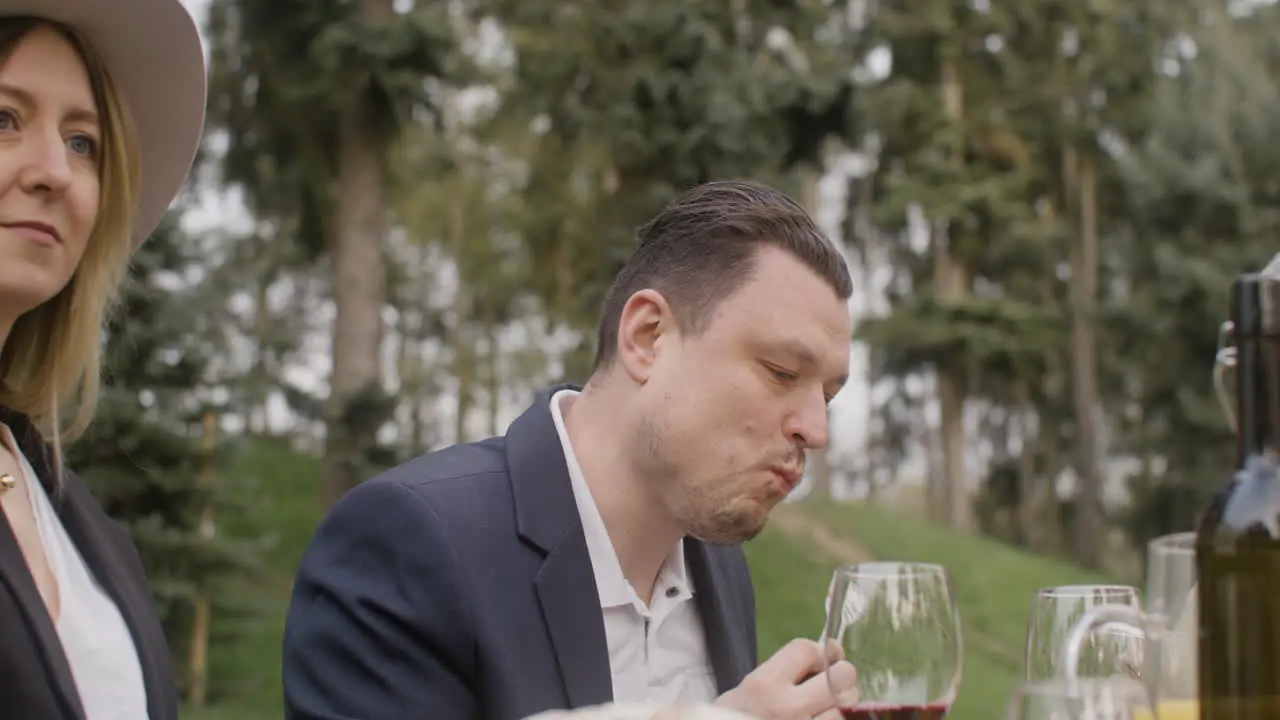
[0,18,141,468]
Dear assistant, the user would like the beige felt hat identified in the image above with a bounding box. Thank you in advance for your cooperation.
[2,0,207,248]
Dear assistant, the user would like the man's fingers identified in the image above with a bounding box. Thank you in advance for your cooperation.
[793,640,845,686]
[792,659,859,718]
[762,639,830,683]
[822,638,845,664]
[827,660,859,704]
[748,637,858,718]
[814,710,844,720]
[798,658,859,718]
[651,708,756,720]
[792,667,842,718]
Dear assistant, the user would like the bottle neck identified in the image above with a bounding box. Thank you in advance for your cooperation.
[1233,270,1280,467]
[1235,332,1280,466]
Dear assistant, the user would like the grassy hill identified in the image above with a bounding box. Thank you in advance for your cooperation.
[184,440,1116,719]
[754,503,1115,718]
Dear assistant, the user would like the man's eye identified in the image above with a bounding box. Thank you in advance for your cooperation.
[768,365,797,382]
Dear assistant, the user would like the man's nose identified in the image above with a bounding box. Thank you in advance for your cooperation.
[783,390,830,450]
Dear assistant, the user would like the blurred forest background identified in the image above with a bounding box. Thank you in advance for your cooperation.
[82,0,1279,717]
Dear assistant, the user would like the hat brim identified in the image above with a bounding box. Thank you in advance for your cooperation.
[2,0,207,249]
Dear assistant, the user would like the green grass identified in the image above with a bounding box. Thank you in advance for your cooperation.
[185,441,1120,720]
[742,526,1021,717]
[802,503,1116,654]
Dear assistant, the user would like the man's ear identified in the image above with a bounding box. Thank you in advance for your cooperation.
[615,289,674,384]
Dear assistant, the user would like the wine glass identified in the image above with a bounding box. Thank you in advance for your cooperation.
[1024,585,1143,681]
[1005,677,1153,719]
[822,562,962,719]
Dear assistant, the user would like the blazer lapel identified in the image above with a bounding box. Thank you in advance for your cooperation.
[0,520,86,720]
[55,480,168,720]
[534,537,614,708]
[686,540,754,693]
[508,386,613,708]
[0,417,87,720]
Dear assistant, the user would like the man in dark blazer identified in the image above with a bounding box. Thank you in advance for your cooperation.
[282,180,859,720]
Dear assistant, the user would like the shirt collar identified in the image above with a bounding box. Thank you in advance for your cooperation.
[549,389,690,610]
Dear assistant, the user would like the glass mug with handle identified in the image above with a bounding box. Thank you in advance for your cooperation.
[821,562,963,719]
[1059,533,1199,720]
[1024,585,1143,682]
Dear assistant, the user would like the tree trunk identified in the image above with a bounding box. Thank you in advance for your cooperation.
[1036,197,1070,549]
[1042,431,1067,555]
[1068,146,1104,568]
[926,386,947,520]
[250,264,271,436]
[394,283,414,450]
[322,0,394,506]
[411,397,426,457]
[938,362,969,529]
[807,409,833,501]
[485,312,501,438]
[936,38,971,530]
[801,170,833,502]
[1013,381,1041,549]
[449,192,474,445]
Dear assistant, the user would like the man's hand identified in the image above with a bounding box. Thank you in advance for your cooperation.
[524,703,752,720]
[714,638,859,720]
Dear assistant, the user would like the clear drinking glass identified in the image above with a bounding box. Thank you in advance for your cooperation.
[1061,533,1199,719]
[821,562,962,719]
[1024,585,1143,681]
[1005,677,1154,720]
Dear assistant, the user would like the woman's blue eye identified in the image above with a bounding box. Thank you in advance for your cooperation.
[68,135,96,156]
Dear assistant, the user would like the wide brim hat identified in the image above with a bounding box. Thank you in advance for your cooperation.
[3,0,207,249]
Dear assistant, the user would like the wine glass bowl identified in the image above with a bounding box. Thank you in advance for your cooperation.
[822,562,962,720]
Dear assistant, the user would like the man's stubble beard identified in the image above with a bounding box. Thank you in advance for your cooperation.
[636,413,770,546]
[692,501,768,546]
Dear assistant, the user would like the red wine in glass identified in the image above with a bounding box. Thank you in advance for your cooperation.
[839,703,949,720]
[823,563,962,720]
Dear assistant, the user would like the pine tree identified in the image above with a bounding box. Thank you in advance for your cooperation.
[65,215,260,698]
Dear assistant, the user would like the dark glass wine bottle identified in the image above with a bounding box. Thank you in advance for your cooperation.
[1197,260,1280,718]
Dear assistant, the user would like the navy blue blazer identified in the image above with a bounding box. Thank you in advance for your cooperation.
[282,384,758,720]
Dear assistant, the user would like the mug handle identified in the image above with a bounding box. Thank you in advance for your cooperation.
[1060,604,1155,704]
[1214,319,1238,434]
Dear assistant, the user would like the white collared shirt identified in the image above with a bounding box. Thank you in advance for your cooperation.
[550,390,717,705]
[1,424,149,720]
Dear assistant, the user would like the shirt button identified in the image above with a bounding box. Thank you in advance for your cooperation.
[665,586,679,598]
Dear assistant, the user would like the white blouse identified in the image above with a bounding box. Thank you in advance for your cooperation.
[3,424,150,720]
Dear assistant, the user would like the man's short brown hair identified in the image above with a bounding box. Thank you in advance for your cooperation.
[592,180,853,371]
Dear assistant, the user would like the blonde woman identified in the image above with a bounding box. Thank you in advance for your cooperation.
[0,0,206,718]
